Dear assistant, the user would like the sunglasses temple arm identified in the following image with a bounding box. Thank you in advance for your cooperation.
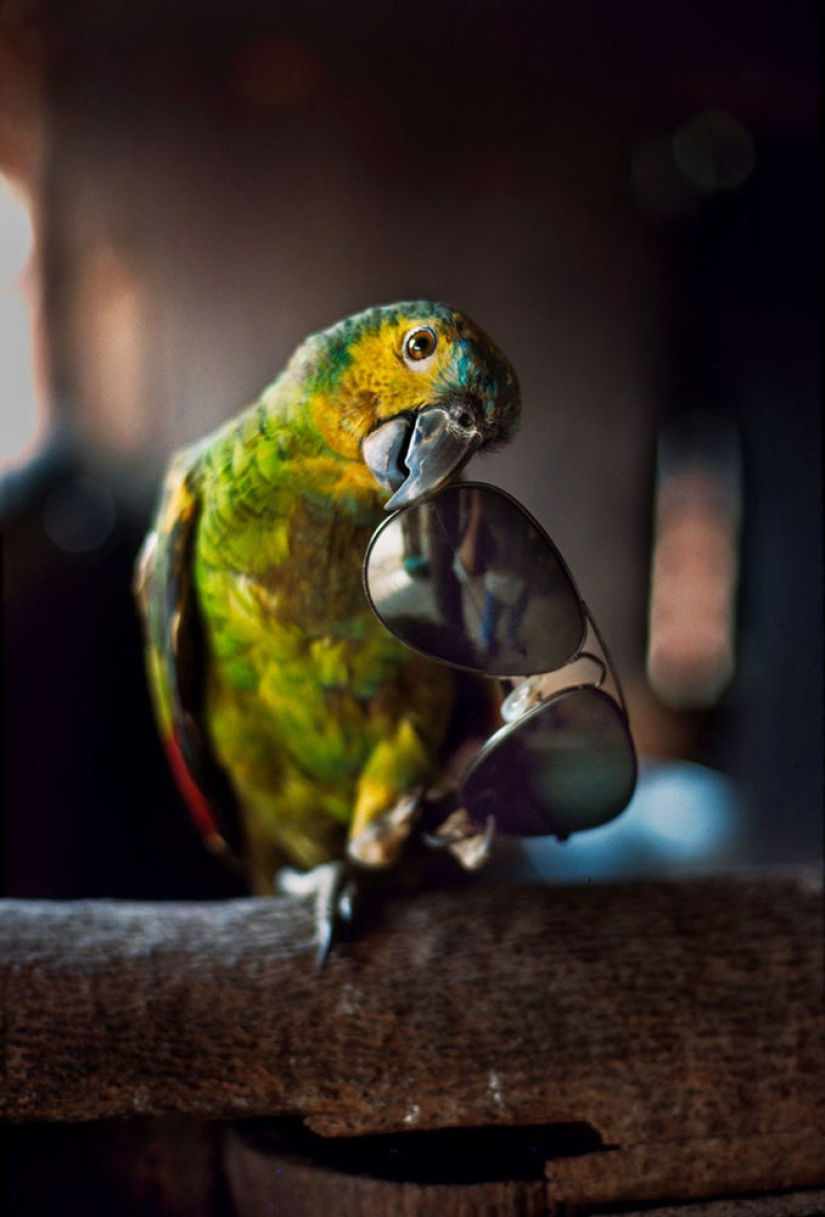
[582,602,631,720]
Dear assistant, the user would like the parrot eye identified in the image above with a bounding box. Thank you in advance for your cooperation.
[403,326,438,368]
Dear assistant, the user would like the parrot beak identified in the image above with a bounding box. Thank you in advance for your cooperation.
[363,401,484,511]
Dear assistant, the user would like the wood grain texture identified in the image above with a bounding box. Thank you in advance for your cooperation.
[616,1193,825,1217]
[545,1131,825,1208]
[1,870,822,1209]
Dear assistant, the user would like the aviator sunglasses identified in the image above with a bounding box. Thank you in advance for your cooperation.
[363,483,637,843]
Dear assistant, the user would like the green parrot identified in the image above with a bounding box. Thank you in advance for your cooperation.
[135,301,520,950]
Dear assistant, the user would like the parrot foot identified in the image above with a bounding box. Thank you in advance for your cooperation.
[277,861,359,968]
[345,789,423,869]
[423,808,495,871]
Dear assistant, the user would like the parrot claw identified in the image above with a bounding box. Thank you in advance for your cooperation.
[346,790,423,868]
[424,808,496,871]
[277,861,360,968]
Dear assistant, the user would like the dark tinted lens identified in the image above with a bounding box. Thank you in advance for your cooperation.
[365,484,585,676]
[460,687,637,837]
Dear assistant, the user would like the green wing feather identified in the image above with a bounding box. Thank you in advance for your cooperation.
[134,450,246,866]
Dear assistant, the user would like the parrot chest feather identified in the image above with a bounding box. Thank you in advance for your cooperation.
[194,475,453,864]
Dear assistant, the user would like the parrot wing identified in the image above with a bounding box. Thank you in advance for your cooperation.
[134,454,245,867]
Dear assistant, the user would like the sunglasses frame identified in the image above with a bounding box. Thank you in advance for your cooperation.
[362,481,637,835]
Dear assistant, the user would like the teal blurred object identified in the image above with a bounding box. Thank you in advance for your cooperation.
[519,759,746,882]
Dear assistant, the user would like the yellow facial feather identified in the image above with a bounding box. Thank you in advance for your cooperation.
[309,312,456,459]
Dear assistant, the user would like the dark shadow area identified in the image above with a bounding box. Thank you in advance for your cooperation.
[0,1118,234,1217]
[234,1116,606,1184]
[0,433,248,899]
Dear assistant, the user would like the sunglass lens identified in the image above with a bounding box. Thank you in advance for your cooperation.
[364,484,585,676]
[460,687,637,838]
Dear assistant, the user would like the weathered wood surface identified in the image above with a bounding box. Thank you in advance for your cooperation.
[1,870,823,1209]
[5,1118,825,1216]
[545,1131,825,1207]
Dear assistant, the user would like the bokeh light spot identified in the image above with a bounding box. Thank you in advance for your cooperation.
[42,476,117,555]
[0,173,41,470]
[673,109,756,193]
[522,759,742,881]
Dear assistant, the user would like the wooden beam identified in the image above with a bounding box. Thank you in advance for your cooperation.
[1,872,823,1203]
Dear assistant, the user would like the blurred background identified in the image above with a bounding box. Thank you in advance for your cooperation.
[1,0,821,898]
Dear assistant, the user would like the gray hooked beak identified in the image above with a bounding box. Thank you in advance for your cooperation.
[362,401,483,511]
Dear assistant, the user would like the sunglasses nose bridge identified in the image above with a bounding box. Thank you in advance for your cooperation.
[501,652,610,723]
[500,675,544,722]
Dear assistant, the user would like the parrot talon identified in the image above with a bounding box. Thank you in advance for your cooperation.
[424,808,496,871]
[336,881,357,926]
[315,867,363,968]
[315,918,337,970]
[346,789,423,869]
[276,861,356,967]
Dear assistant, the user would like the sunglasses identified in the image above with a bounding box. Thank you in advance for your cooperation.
[363,482,637,844]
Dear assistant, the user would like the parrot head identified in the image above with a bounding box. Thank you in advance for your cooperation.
[282,301,521,509]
